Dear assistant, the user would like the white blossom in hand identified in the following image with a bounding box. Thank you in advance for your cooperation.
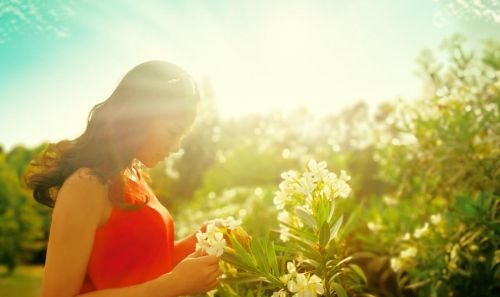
[210,216,242,230]
[196,222,226,256]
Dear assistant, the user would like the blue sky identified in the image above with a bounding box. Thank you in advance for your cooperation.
[0,0,499,151]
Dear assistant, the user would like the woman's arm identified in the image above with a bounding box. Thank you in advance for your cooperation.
[42,168,179,297]
[172,233,198,267]
[172,223,208,267]
[77,272,181,297]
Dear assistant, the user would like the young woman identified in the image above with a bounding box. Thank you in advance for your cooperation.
[23,61,221,297]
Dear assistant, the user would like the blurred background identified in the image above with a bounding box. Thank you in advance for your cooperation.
[0,0,499,296]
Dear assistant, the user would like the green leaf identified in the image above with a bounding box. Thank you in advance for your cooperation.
[268,240,280,275]
[316,195,330,226]
[295,207,316,229]
[331,282,348,297]
[337,201,364,240]
[250,238,271,274]
[286,233,322,259]
[222,254,258,274]
[222,275,269,284]
[319,220,331,247]
[332,256,352,268]
[327,201,336,224]
[349,264,367,284]
[302,258,320,269]
[278,224,316,248]
[279,220,317,242]
[330,215,344,241]
[404,279,431,289]
[228,233,256,268]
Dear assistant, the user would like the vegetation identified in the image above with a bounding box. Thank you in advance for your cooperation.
[0,34,498,296]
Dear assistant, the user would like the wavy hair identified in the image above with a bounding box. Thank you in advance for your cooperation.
[23,60,200,208]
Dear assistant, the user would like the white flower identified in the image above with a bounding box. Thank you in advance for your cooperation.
[278,210,290,224]
[413,222,429,238]
[295,173,317,196]
[206,222,217,234]
[272,290,288,297]
[367,222,382,233]
[390,257,402,272]
[279,261,297,284]
[196,222,226,256]
[281,170,299,182]
[274,190,287,210]
[307,159,328,181]
[333,179,351,199]
[210,218,225,227]
[402,232,411,240]
[383,195,398,205]
[280,274,292,285]
[322,172,337,183]
[287,273,324,297]
[196,231,207,242]
[319,185,331,197]
[339,170,351,182]
[278,262,324,297]
[279,170,299,195]
[320,172,336,197]
[308,274,325,295]
[279,225,290,242]
[210,216,242,230]
[205,232,225,256]
[400,247,417,258]
[286,273,302,294]
[281,170,299,180]
[222,216,242,230]
[322,171,351,200]
[430,214,442,225]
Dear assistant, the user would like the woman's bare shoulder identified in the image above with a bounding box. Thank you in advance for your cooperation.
[55,167,112,227]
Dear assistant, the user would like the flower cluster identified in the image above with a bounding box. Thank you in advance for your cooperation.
[273,159,352,242]
[272,262,324,297]
[274,160,351,209]
[210,216,242,230]
[195,216,242,256]
[390,247,418,272]
[390,213,444,272]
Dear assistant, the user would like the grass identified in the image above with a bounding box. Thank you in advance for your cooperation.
[0,265,43,297]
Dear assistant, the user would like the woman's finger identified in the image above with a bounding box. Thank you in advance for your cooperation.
[207,266,221,280]
[206,277,220,290]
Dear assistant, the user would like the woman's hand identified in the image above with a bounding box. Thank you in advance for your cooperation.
[169,249,221,296]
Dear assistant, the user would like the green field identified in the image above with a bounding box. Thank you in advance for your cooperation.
[0,266,43,297]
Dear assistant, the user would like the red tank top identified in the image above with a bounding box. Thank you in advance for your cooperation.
[79,165,197,293]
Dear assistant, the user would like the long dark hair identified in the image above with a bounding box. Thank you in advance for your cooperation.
[23,60,200,208]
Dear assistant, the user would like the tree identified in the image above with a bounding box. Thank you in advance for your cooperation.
[0,152,45,275]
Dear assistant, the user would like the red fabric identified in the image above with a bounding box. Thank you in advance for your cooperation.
[79,166,198,293]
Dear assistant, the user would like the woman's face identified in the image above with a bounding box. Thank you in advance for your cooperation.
[135,110,197,168]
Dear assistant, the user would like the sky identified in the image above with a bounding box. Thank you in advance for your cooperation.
[0,0,499,151]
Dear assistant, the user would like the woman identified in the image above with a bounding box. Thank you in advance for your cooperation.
[23,60,220,297]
